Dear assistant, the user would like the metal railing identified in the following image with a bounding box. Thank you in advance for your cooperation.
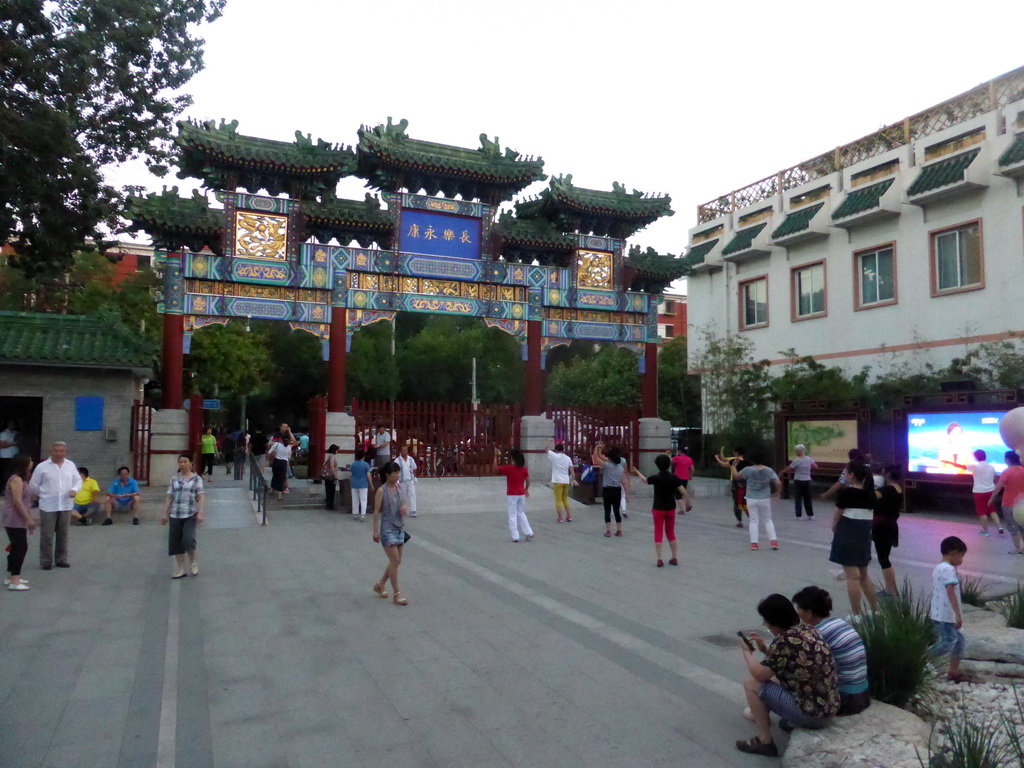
[697,65,1024,223]
[248,453,268,525]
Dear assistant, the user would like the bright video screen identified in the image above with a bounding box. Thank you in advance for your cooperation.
[907,411,1008,475]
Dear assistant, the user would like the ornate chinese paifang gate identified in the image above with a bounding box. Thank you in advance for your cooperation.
[127,118,687,422]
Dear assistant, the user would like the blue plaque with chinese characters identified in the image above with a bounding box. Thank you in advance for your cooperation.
[399,210,481,260]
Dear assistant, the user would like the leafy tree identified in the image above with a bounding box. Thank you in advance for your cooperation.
[772,350,869,404]
[188,323,274,404]
[658,335,701,428]
[546,345,640,408]
[1,0,224,277]
[347,320,400,402]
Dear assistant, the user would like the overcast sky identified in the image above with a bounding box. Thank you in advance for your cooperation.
[112,0,1024,276]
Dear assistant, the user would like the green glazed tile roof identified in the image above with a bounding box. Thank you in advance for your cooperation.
[176,119,356,174]
[771,203,824,238]
[302,195,392,230]
[625,246,687,279]
[494,213,576,252]
[907,148,980,196]
[681,238,719,268]
[126,189,225,234]
[831,179,895,220]
[721,223,767,256]
[356,119,545,199]
[0,311,156,369]
[998,133,1024,167]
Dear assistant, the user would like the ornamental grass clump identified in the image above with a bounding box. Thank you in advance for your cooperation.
[855,580,936,710]
[999,583,1024,630]
[959,574,992,608]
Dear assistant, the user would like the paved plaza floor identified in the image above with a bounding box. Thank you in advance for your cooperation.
[2,472,1021,768]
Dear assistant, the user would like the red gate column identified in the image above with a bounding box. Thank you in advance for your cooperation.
[524,320,543,416]
[642,342,658,418]
[328,306,347,413]
[162,312,184,410]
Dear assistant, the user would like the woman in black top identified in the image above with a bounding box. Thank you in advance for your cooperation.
[828,462,879,615]
[632,455,691,567]
[873,464,903,598]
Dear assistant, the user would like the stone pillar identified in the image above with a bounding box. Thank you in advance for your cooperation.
[520,414,554,483]
[149,409,189,484]
[328,306,346,413]
[326,411,356,468]
[642,342,658,418]
[524,319,543,416]
[638,417,671,475]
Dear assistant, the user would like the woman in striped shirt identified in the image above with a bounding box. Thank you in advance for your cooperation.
[792,586,870,715]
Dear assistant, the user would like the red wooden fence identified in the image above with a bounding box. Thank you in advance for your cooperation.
[352,401,521,477]
[546,405,641,469]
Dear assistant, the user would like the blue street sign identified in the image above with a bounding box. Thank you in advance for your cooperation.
[203,399,221,410]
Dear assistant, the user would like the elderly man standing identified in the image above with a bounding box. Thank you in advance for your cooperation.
[29,441,81,570]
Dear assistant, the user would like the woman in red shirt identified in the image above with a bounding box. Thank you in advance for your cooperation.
[990,450,1024,555]
[494,448,534,543]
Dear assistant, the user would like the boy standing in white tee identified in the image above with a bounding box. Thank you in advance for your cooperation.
[928,536,968,683]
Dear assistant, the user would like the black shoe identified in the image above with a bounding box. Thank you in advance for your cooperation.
[102,518,113,526]
[56,562,70,568]
[132,517,139,525]
[41,565,52,570]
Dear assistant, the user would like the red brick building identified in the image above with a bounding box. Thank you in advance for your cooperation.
[656,292,687,341]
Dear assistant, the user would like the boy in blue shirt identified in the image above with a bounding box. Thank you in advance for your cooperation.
[103,466,141,525]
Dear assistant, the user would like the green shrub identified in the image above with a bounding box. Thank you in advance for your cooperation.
[1000,684,1024,766]
[960,574,991,608]
[855,580,936,709]
[999,583,1024,630]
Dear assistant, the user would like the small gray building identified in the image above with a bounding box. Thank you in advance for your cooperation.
[0,311,156,478]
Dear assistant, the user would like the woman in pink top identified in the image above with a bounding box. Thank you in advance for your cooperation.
[3,454,37,590]
[990,451,1024,555]
[669,449,694,514]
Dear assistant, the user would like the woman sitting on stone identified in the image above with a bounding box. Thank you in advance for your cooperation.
[737,593,839,757]
[792,586,870,715]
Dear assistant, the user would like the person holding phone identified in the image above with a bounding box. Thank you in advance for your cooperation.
[736,594,839,757]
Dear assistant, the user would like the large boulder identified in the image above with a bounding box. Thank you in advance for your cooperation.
[964,625,1024,664]
[782,701,930,768]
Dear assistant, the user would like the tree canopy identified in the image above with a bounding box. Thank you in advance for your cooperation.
[1,0,224,277]
[546,344,640,408]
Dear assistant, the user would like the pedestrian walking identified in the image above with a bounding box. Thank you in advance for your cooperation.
[782,444,817,519]
[631,455,691,567]
[350,448,374,521]
[28,441,80,570]
[967,450,1001,535]
[989,450,1024,554]
[494,447,533,543]
[928,536,969,683]
[372,461,409,605]
[732,452,780,551]
[160,454,205,579]
[873,464,903,598]
[546,439,577,523]
[4,454,36,590]
[828,461,879,615]
[374,425,392,471]
[200,427,217,483]
[395,445,418,517]
[592,443,626,537]
[322,444,339,510]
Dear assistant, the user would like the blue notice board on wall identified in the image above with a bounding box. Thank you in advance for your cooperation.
[399,210,481,260]
[75,396,104,431]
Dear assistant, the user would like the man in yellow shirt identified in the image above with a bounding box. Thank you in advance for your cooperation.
[72,467,102,526]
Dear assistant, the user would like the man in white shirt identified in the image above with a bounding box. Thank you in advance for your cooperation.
[546,439,578,523]
[396,445,418,517]
[0,419,17,480]
[28,441,82,569]
[374,425,392,470]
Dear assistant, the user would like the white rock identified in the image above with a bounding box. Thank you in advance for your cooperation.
[964,627,1024,664]
[783,701,931,768]
[961,659,1024,679]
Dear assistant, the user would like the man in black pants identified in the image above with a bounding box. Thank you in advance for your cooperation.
[715,447,749,527]
[782,444,817,519]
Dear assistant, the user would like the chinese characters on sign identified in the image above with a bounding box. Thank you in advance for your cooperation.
[399,209,481,260]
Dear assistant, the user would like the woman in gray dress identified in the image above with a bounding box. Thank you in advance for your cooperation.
[372,461,409,605]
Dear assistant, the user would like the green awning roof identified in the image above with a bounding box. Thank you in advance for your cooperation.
[831,179,895,220]
[0,312,156,369]
[721,223,767,256]
[907,149,980,196]
[681,238,719,267]
[771,203,824,238]
[999,134,1024,167]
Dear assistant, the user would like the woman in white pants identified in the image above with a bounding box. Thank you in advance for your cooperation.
[494,448,534,543]
[395,445,418,517]
[349,449,374,521]
[731,452,780,551]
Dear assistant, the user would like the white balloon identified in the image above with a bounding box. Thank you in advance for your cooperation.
[999,407,1024,454]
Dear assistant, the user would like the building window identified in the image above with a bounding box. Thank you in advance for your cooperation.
[136,254,152,270]
[658,324,674,339]
[932,221,982,294]
[740,277,768,329]
[792,262,825,319]
[662,299,675,313]
[856,245,896,308]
